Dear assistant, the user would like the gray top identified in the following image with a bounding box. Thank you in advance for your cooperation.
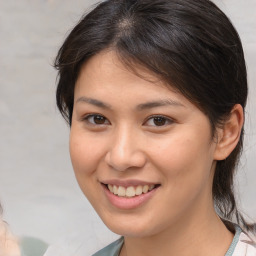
[92,237,123,256]
[92,225,255,256]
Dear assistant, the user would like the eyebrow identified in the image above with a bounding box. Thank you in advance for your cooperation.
[76,97,112,109]
[136,99,185,110]
[76,97,185,110]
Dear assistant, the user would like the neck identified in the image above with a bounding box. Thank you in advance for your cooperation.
[120,206,234,256]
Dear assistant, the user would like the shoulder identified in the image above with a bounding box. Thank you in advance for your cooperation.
[233,231,256,256]
[92,237,123,256]
[44,235,122,256]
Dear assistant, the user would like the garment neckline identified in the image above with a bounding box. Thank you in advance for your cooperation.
[117,225,242,256]
[225,225,242,256]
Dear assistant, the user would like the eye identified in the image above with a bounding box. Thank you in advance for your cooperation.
[145,115,173,127]
[83,114,110,125]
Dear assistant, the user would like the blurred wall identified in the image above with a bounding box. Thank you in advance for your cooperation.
[0,0,255,254]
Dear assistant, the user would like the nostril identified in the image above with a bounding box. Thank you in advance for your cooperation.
[105,149,147,172]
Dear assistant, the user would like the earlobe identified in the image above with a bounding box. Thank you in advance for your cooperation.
[214,104,244,160]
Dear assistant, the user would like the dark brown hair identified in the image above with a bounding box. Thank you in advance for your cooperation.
[54,0,254,232]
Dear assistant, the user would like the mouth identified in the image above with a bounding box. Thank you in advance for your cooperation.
[101,181,161,209]
[102,183,161,198]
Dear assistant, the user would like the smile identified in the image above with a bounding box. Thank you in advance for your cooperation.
[107,184,156,198]
[101,181,160,209]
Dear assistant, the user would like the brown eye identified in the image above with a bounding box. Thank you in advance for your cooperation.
[85,114,109,125]
[145,115,173,127]
[93,115,106,124]
[153,117,167,126]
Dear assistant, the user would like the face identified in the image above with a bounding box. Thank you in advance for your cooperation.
[70,50,218,238]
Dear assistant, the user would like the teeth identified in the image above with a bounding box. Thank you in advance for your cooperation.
[108,184,113,193]
[149,184,155,191]
[142,185,149,193]
[117,186,126,197]
[113,185,118,195]
[126,186,136,197]
[135,185,143,195]
[107,184,156,197]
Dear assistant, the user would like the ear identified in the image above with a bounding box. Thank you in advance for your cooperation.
[214,104,244,160]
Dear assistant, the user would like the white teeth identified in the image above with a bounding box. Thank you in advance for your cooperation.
[108,184,113,193]
[107,184,156,197]
[135,185,143,195]
[142,185,149,193]
[113,185,118,195]
[117,186,126,197]
[149,184,155,191]
[126,186,136,197]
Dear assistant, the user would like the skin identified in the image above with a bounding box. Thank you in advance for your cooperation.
[0,220,20,256]
[70,50,243,256]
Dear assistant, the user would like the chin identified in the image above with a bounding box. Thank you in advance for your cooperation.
[109,225,151,238]
[101,213,160,238]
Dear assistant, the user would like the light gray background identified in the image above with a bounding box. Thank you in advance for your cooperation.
[0,0,255,254]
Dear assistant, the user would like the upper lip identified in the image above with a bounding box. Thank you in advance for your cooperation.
[100,179,160,187]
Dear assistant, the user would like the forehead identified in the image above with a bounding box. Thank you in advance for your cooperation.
[78,50,162,85]
[75,50,182,100]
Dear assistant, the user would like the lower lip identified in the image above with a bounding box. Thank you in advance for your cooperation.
[101,184,159,210]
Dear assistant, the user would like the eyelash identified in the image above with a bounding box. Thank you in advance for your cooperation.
[144,115,174,127]
[82,114,110,125]
[82,114,174,127]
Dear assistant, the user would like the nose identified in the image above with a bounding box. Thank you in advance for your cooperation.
[105,126,147,172]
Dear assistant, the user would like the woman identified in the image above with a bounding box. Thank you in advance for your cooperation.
[0,205,48,256]
[0,205,20,256]
[53,0,256,255]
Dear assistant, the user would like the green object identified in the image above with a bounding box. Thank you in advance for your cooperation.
[20,237,48,256]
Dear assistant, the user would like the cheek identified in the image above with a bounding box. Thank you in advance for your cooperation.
[150,131,215,195]
[69,128,108,204]
[144,136,216,227]
[69,128,105,178]
[151,134,213,170]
